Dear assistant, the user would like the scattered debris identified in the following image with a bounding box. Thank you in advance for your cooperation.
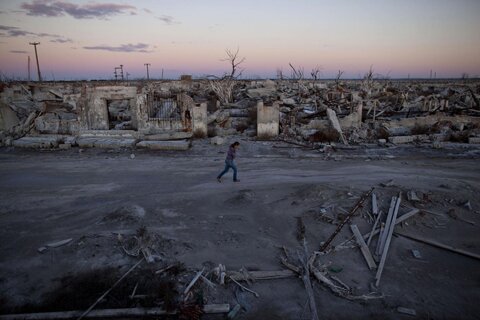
[462,200,473,211]
[411,249,422,259]
[397,306,417,316]
[46,238,73,248]
[227,304,242,319]
[407,190,421,202]
[78,258,144,320]
[395,230,480,261]
[320,188,375,252]
[0,305,231,320]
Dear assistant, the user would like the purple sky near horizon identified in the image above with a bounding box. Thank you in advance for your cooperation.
[0,0,479,80]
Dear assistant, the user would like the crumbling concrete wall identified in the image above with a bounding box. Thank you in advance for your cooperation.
[0,103,20,131]
[78,86,138,131]
[257,101,279,139]
[340,103,362,128]
[192,103,207,137]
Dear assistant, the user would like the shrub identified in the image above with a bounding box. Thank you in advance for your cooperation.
[309,128,340,143]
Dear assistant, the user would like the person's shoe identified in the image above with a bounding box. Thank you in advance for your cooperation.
[234,179,240,182]
[217,178,222,183]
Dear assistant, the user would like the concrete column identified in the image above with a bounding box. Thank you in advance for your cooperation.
[192,102,207,138]
[257,100,279,139]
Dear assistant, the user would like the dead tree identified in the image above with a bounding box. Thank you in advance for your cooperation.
[334,70,344,88]
[289,63,304,80]
[310,66,322,81]
[223,48,245,79]
[276,68,284,80]
[208,48,245,104]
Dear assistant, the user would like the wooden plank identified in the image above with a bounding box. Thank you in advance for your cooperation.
[395,230,480,261]
[0,305,231,320]
[372,193,378,216]
[227,270,296,281]
[78,258,144,320]
[378,196,397,255]
[184,268,205,295]
[350,224,377,270]
[363,208,420,242]
[367,210,383,246]
[375,195,402,286]
[395,208,420,225]
[374,223,385,257]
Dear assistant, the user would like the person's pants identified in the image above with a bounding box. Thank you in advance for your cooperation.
[217,160,238,181]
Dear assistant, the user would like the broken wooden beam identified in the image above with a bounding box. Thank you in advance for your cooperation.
[350,224,377,270]
[394,230,480,261]
[77,258,144,320]
[227,270,296,281]
[372,192,378,216]
[0,305,231,320]
[367,210,383,247]
[377,196,397,256]
[375,194,402,286]
[184,268,205,296]
[364,208,420,242]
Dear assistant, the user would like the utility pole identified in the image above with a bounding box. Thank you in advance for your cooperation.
[144,63,150,80]
[120,64,124,80]
[161,68,164,80]
[27,56,31,81]
[29,42,42,81]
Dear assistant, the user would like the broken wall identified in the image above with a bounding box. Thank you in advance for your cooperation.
[257,101,279,139]
[78,86,138,131]
[192,103,207,137]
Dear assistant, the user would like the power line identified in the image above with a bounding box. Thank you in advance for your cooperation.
[29,42,42,81]
[144,63,150,80]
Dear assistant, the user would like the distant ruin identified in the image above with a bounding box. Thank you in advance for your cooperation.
[1,78,479,150]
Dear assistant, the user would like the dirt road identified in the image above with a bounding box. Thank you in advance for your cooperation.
[1,143,479,319]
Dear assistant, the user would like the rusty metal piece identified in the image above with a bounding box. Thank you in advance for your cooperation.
[319,187,374,252]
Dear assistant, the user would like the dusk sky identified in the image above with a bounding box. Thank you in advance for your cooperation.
[0,0,479,80]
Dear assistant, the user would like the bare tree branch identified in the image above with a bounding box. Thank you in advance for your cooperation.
[289,63,304,80]
[221,47,246,79]
[310,65,322,81]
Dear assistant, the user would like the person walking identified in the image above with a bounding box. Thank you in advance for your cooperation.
[217,141,240,182]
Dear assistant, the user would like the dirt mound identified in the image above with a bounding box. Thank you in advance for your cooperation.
[292,184,331,201]
[100,204,146,224]
[227,189,256,204]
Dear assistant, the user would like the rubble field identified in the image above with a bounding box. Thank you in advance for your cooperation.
[0,141,479,319]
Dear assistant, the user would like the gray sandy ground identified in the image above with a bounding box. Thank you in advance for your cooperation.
[0,141,479,319]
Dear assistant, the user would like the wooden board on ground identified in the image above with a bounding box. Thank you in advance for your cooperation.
[350,224,377,270]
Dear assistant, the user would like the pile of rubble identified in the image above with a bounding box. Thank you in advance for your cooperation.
[1,78,479,150]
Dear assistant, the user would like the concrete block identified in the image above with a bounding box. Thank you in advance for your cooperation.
[210,136,225,145]
[13,136,61,148]
[77,137,136,148]
[79,130,137,139]
[144,132,192,141]
[388,134,428,144]
[136,140,191,151]
[64,136,77,145]
[469,137,480,144]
